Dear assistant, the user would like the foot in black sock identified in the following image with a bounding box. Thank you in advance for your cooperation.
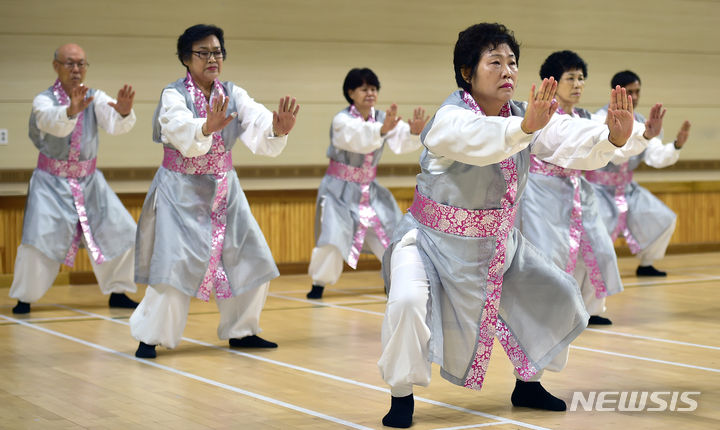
[229,335,278,349]
[135,342,157,358]
[306,285,324,299]
[109,293,139,309]
[511,379,566,411]
[636,265,667,277]
[12,301,30,314]
[382,394,414,428]
[588,315,612,325]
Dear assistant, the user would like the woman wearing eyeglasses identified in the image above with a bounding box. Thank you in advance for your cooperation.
[130,24,299,359]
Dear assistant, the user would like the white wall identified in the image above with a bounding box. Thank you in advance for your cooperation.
[1,0,717,169]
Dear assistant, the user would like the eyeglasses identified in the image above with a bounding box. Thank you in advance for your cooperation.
[57,61,89,70]
[192,50,224,60]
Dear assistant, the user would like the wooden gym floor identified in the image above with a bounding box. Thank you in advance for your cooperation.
[1,252,718,429]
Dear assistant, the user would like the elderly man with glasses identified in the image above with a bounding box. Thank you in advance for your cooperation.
[9,43,139,314]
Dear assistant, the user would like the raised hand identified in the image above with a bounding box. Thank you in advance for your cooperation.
[380,103,401,135]
[520,77,558,134]
[674,120,691,148]
[203,95,235,136]
[272,96,300,136]
[408,106,429,135]
[67,85,93,117]
[606,85,635,147]
[108,84,135,117]
[642,103,666,139]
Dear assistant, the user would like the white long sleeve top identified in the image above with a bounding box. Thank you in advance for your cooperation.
[157,85,287,158]
[423,103,648,171]
[33,89,136,137]
[330,110,421,155]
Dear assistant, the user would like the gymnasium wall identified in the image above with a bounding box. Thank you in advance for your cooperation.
[0,0,718,168]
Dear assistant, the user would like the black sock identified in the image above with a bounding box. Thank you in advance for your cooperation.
[588,315,612,325]
[229,335,278,348]
[306,285,324,299]
[382,394,414,428]
[511,379,566,411]
[12,301,30,314]
[109,293,139,309]
[135,342,157,359]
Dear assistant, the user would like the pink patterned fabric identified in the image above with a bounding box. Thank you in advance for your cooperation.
[162,147,232,175]
[341,104,390,269]
[530,155,607,298]
[183,72,233,301]
[408,190,513,238]
[461,91,511,117]
[50,79,105,267]
[496,320,537,380]
[556,106,580,117]
[37,152,96,178]
[326,159,377,184]
[585,165,641,254]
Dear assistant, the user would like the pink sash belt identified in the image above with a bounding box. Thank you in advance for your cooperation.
[162,147,233,175]
[584,166,640,253]
[326,159,377,184]
[37,152,96,178]
[585,169,633,186]
[409,188,516,238]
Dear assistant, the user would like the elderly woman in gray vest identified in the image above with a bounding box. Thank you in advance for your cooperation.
[517,51,663,326]
[378,23,641,428]
[306,68,426,300]
[590,70,691,278]
[130,24,299,359]
[9,43,139,314]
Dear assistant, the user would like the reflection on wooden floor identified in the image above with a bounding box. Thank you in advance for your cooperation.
[1,253,719,429]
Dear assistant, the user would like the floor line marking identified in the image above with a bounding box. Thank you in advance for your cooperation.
[0,313,374,430]
[46,304,548,430]
[569,345,720,373]
[584,328,720,351]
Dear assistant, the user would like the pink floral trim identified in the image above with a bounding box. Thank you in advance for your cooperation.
[326,159,377,184]
[196,172,231,301]
[461,91,511,117]
[531,156,607,298]
[585,164,641,254]
[37,152,96,178]
[556,106,580,117]
[343,105,390,269]
[184,72,233,301]
[66,178,105,266]
[51,79,105,266]
[409,190,511,238]
[584,168,633,187]
[162,147,232,175]
[496,320,537,380]
[529,154,581,179]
